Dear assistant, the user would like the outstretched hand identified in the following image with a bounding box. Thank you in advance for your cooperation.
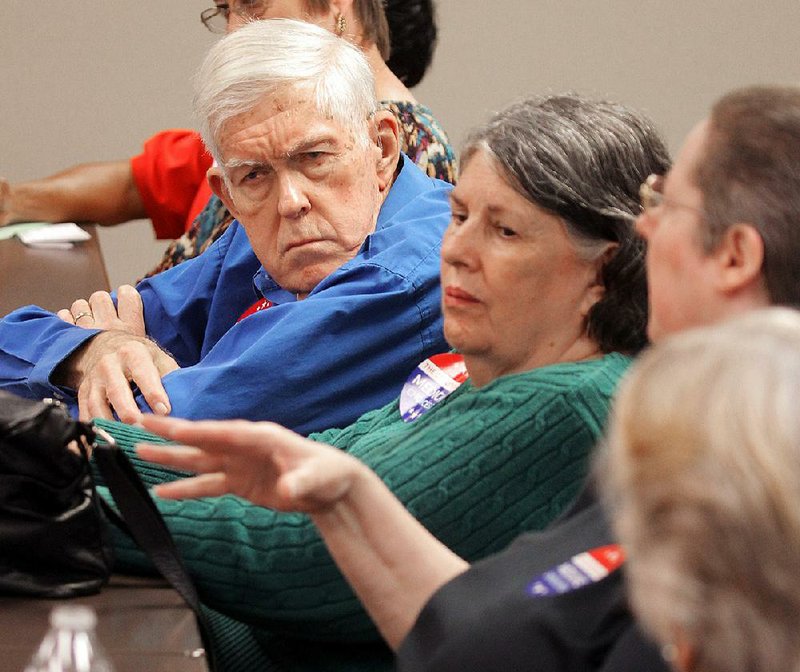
[137,415,364,513]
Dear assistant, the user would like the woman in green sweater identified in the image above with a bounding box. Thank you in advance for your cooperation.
[105,93,670,670]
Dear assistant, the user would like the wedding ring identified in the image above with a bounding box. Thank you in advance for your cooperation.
[72,311,94,323]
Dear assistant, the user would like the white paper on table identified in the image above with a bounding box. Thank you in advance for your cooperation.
[17,223,91,249]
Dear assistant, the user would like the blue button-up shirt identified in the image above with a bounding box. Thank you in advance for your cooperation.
[0,156,452,435]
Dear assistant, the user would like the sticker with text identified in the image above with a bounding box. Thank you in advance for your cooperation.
[399,353,469,422]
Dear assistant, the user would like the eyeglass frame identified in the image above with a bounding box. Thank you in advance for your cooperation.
[200,1,268,33]
[639,173,707,219]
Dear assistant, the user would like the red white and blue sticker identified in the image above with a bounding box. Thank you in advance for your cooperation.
[526,544,625,597]
[237,298,274,323]
[399,353,469,423]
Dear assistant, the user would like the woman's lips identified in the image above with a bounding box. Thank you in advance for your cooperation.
[444,286,480,306]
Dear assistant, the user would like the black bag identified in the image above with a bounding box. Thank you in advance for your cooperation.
[0,391,220,670]
[0,390,111,597]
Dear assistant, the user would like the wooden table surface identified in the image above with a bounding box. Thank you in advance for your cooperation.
[0,575,209,671]
[0,224,110,316]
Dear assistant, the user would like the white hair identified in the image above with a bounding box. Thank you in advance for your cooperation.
[193,18,378,163]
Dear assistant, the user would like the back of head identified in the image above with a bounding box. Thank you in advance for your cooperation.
[605,307,800,672]
[461,94,671,354]
[194,18,377,162]
[385,0,438,87]
[697,85,800,308]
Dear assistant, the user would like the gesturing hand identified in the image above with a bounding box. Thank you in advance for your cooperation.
[137,415,363,514]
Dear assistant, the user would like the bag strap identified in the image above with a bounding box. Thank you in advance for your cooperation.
[91,428,218,671]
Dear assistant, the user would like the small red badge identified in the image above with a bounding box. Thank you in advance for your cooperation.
[237,298,275,323]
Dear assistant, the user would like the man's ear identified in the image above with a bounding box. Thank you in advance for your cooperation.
[712,223,766,296]
[371,110,400,193]
[207,167,241,221]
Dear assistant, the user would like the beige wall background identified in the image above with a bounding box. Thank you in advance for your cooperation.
[3,2,799,287]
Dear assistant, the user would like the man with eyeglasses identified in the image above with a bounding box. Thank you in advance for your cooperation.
[633,87,800,340]
[0,20,451,437]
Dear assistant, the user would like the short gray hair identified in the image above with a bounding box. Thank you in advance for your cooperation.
[696,85,800,308]
[193,18,378,163]
[461,94,671,354]
[602,307,800,672]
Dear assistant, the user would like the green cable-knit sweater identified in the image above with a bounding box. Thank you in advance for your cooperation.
[94,351,630,672]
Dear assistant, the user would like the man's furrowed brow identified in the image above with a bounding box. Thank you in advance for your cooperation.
[284,135,340,158]
[223,158,269,171]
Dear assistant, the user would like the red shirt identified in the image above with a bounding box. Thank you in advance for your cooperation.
[130,129,213,239]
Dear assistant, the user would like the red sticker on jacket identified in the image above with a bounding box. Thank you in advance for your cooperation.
[526,544,625,597]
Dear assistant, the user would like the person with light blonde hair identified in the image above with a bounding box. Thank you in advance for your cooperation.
[603,306,800,672]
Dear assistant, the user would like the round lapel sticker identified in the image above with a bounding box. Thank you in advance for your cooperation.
[399,353,469,423]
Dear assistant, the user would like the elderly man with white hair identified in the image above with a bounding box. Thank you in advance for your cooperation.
[0,19,451,436]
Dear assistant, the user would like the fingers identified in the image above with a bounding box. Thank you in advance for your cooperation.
[87,291,119,331]
[68,298,96,328]
[153,473,230,500]
[77,381,115,422]
[58,287,145,335]
[142,415,282,454]
[115,285,146,337]
[75,334,174,423]
[136,442,225,474]
[130,372,172,418]
[57,308,75,324]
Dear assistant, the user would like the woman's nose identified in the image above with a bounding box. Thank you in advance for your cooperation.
[441,219,478,269]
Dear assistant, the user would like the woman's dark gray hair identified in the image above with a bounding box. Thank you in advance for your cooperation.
[461,94,671,354]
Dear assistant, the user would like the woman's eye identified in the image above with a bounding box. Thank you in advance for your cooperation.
[450,211,467,225]
[496,225,516,238]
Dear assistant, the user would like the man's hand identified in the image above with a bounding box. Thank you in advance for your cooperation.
[57,284,146,335]
[55,330,179,424]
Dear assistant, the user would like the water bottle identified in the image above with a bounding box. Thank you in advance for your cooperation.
[24,605,114,672]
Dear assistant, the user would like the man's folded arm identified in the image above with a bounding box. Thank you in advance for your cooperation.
[149,262,445,435]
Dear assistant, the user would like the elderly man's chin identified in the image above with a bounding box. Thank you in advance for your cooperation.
[271,244,356,297]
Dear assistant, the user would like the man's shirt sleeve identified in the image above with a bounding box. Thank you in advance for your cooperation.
[149,255,444,435]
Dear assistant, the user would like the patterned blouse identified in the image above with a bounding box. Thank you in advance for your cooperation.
[145,101,456,277]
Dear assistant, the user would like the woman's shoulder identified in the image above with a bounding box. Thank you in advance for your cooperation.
[482,352,632,395]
